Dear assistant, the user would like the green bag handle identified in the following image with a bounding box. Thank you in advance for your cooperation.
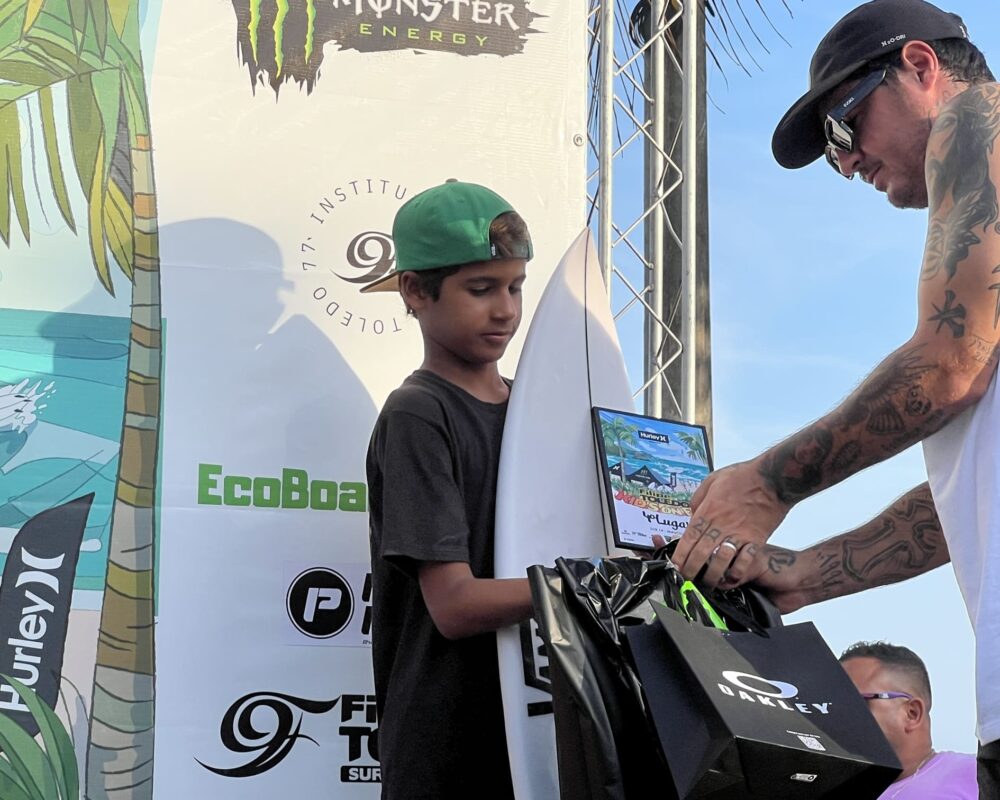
[680,580,729,631]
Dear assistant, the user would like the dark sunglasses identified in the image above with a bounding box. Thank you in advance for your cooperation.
[823,66,888,179]
[860,691,913,701]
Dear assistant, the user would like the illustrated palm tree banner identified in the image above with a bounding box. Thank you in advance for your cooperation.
[0,1,161,798]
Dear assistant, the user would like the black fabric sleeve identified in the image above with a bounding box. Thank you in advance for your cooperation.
[376,408,471,573]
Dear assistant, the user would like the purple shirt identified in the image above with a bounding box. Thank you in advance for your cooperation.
[877,751,977,799]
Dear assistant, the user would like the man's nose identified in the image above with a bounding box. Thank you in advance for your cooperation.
[834,145,863,178]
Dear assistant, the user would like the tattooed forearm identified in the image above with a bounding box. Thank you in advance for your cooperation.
[765,548,796,574]
[923,85,1000,283]
[842,483,944,583]
[816,548,845,603]
[757,345,944,505]
[800,484,948,604]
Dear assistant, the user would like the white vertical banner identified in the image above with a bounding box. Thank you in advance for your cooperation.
[150,2,587,797]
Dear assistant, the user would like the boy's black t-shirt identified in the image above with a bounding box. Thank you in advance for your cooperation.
[367,369,515,800]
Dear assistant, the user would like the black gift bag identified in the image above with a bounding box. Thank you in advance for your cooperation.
[528,556,901,800]
[627,603,901,799]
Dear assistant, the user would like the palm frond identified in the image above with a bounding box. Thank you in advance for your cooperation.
[0,0,143,293]
[0,102,30,244]
[37,84,75,230]
[0,0,149,295]
[0,675,79,800]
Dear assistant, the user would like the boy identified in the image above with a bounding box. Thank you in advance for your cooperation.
[363,180,535,799]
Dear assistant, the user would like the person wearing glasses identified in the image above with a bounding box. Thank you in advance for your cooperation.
[664,0,1000,795]
[840,642,977,798]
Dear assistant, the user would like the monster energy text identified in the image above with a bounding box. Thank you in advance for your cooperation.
[240,0,539,70]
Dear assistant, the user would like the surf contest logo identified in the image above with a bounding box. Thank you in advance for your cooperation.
[298,176,411,339]
[199,691,380,783]
[231,0,544,95]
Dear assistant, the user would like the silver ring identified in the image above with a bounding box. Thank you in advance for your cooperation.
[713,540,739,557]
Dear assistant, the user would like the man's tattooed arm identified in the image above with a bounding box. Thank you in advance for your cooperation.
[757,85,1000,508]
[923,85,1000,283]
[750,483,949,613]
[756,343,948,505]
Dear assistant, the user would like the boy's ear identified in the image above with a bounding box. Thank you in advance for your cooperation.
[399,272,427,315]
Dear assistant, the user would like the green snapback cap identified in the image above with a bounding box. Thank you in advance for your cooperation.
[361,180,532,293]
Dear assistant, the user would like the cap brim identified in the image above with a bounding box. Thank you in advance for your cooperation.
[771,61,866,169]
[359,270,401,294]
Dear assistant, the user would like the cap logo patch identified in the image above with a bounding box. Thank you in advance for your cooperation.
[881,34,906,48]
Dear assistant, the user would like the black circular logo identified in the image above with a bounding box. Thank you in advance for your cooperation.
[286,568,354,639]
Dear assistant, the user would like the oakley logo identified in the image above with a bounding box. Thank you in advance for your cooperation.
[881,34,906,47]
[717,671,831,715]
[721,671,798,699]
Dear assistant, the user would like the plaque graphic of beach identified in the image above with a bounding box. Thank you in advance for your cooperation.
[596,409,712,548]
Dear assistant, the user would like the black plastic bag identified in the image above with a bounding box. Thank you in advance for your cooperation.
[527,555,781,800]
[528,555,900,799]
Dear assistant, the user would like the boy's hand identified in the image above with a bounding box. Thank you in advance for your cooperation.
[636,534,671,559]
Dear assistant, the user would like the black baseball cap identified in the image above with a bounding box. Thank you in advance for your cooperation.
[772,0,968,169]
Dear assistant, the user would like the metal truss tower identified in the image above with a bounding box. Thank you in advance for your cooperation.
[588,0,713,439]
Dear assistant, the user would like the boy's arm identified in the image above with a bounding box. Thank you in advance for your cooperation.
[743,483,950,614]
[418,562,533,640]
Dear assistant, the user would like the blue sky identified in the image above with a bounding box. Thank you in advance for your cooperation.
[702,0,999,752]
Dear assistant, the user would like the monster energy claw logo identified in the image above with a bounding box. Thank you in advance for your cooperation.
[233,0,542,95]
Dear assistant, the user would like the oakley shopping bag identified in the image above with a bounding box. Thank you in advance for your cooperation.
[527,556,782,800]
[624,602,901,799]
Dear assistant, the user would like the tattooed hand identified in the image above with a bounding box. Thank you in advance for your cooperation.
[671,459,790,585]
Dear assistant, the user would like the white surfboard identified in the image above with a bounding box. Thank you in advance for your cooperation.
[495,228,635,799]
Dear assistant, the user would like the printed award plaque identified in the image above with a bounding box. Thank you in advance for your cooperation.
[592,407,713,551]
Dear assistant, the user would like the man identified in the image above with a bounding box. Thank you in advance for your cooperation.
[668,0,1000,794]
[841,642,976,798]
